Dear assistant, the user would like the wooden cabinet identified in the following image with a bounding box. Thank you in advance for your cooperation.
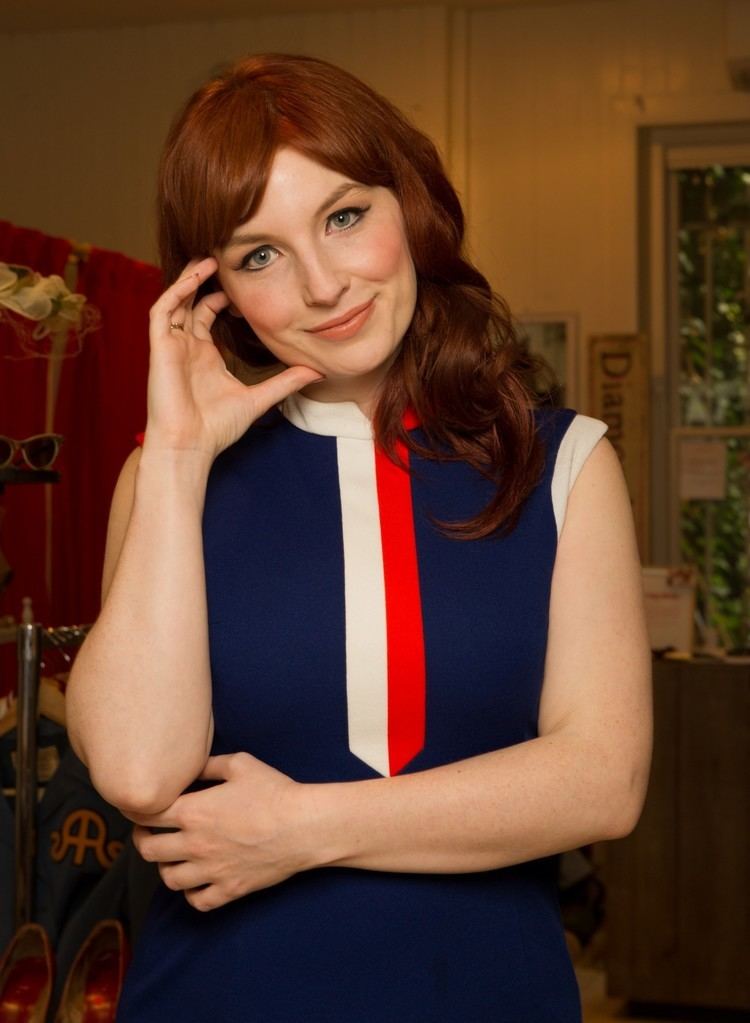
[605,659,750,1012]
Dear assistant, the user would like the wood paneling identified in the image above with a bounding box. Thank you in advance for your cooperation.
[678,664,750,1007]
[605,660,750,1012]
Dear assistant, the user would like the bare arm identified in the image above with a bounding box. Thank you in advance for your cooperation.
[66,445,215,815]
[130,435,653,910]
[65,257,322,815]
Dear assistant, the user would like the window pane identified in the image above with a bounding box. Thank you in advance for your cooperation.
[675,165,750,650]
[679,438,750,649]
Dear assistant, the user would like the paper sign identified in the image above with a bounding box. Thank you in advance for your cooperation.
[678,439,727,500]
[642,565,696,653]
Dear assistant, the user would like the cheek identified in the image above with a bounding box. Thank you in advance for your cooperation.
[229,278,295,338]
[349,222,413,283]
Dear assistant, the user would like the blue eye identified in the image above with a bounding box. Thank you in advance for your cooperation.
[240,246,278,271]
[327,206,369,232]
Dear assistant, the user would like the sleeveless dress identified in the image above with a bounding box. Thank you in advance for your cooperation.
[117,395,608,1022]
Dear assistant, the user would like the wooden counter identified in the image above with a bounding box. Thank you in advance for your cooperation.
[605,658,750,1012]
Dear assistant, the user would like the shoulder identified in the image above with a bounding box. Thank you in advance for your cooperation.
[534,407,609,540]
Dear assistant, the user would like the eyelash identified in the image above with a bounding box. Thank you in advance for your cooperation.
[236,205,371,272]
[326,205,369,233]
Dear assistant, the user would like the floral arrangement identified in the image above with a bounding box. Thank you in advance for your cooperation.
[0,261,99,358]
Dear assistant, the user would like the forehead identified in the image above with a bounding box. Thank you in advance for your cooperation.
[221,146,403,254]
[267,147,349,187]
[252,147,363,218]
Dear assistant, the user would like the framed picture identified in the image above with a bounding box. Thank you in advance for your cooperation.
[516,313,578,408]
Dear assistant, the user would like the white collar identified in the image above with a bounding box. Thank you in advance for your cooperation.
[280,391,373,440]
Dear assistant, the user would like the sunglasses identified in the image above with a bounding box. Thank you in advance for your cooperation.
[0,434,64,470]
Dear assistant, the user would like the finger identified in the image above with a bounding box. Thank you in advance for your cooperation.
[173,256,217,287]
[175,256,211,280]
[250,366,325,416]
[150,257,217,325]
[185,885,223,912]
[132,825,189,864]
[124,801,184,829]
[198,753,236,781]
[166,260,222,333]
[160,862,210,892]
[192,291,231,338]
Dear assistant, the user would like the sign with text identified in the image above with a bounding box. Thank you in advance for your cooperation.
[588,334,650,558]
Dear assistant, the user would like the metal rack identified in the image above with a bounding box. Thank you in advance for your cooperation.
[1,460,75,925]
[11,621,90,927]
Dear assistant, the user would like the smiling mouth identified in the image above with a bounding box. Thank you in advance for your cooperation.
[306,299,375,340]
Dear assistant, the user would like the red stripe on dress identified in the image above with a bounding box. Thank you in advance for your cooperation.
[374,437,425,775]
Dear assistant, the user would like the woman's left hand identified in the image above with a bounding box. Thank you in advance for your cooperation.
[127,753,312,912]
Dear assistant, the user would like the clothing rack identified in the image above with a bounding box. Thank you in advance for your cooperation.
[64,240,91,290]
[66,240,91,264]
[12,621,90,927]
[15,621,41,927]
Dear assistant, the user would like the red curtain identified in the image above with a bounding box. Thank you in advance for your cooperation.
[51,248,163,626]
[0,224,162,694]
[0,222,72,633]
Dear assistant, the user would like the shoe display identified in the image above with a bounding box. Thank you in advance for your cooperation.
[0,922,53,1023]
[55,919,129,1023]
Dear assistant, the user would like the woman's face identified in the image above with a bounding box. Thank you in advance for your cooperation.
[214,147,417,410]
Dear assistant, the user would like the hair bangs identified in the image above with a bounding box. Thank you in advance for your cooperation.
[158,81,279,283]
[274,99,395,195]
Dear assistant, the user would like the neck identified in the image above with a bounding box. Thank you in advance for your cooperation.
[299,377,382,420]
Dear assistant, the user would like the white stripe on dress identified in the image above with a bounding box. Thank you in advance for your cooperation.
[336,435,390,776]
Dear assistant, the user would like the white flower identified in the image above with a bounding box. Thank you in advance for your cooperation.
[6,281,53,320]
[0,265,19,295]
[0,262,88,335]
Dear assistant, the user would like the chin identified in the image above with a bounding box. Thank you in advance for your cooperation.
[339,340,402,375]
[328,360,395,385]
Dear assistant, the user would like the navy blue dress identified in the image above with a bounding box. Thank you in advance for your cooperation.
[117,395,607,1022]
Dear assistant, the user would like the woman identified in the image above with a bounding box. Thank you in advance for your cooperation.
[66,54,652,1021]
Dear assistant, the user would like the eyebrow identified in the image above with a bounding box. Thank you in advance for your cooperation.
[224,182,364,250]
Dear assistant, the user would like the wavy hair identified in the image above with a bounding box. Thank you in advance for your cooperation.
[157,54,556,538]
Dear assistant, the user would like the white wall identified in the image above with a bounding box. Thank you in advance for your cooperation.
[2,0,749,403]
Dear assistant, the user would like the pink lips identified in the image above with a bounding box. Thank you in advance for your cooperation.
[306,299,375,341]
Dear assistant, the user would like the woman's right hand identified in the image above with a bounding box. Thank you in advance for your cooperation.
[144,256,322,460]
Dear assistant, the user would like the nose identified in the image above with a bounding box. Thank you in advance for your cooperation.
[299,247,349,307]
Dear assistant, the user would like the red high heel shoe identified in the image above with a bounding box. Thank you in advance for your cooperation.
[55,920,129,1023]
[0,923,53,1023]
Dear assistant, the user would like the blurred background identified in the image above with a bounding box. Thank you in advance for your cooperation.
[0,1,748,1020]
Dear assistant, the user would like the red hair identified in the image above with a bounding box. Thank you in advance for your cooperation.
[158,54,555,538]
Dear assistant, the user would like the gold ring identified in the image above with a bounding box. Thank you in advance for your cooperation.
[169,321,185,331]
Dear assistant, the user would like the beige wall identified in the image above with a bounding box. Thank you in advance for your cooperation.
[0,6,450,262]
[2,0,749,403]
[466,0,750,391]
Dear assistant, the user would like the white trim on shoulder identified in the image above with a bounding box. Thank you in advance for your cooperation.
[551,414,609,539]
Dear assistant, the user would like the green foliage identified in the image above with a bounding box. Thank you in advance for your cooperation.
[677,167,750,649]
